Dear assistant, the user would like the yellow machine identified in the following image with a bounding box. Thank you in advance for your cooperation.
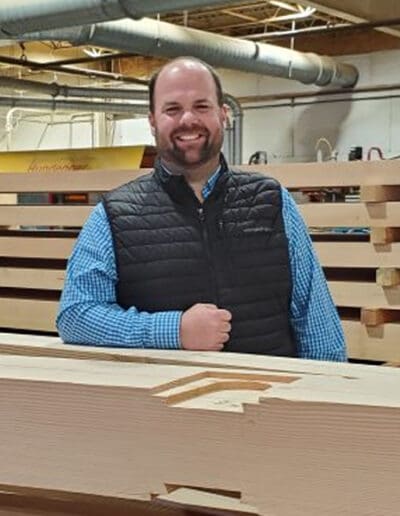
[0,145,156,204]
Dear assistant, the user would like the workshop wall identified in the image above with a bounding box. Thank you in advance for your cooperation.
[0,48,399,165]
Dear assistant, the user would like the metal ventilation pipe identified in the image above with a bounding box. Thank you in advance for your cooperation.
[15,18,359,88]
[224,94,243,165]
[0,0,231,36]
[0,96,149,114]
[0,76,149,100]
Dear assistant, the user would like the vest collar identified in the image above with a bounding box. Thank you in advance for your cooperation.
[154,154,231,207]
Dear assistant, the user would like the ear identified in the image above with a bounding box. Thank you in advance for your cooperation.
[148,111,156,137]
[220,103,229,126]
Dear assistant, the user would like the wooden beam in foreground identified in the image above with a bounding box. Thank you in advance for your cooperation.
[0,338,400,516]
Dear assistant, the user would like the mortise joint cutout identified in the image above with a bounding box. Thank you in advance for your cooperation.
[151,370,299,407]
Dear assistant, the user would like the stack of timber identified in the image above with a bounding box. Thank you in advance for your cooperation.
[1,160,400,362]
[0,167,147,333]
[0,332,400,516]
[245,160,400,363]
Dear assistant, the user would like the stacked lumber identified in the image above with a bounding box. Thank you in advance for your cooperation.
[0,168,147,332]
[245,160,400,362]
[0,333,400,516]
[2,161,400,361]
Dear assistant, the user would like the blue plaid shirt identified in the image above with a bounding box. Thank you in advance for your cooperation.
[57,169,346,361]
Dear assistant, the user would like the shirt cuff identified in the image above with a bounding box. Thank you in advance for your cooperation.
[146,310,182,349]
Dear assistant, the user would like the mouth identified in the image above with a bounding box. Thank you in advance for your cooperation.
[175,133,205,143]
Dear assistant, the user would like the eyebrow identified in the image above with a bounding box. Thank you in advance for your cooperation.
[162,98,212,107]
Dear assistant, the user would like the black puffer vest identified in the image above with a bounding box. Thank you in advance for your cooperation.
[103,157,297,357]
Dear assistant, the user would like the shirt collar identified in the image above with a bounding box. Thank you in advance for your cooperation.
[160,163,222,200]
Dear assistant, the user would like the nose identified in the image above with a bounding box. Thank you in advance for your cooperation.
[179,109,199,125]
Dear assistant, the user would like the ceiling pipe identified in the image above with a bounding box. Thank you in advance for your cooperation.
[0,95,149,114]
[14,18,359,88]
[0,0,231,36]
[0,75,148,100]
[0,54,148,85]
[224,94,243,166]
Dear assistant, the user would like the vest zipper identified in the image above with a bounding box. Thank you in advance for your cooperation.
[198,206,219,305]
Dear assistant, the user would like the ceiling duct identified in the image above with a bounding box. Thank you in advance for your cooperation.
[0,0,231,36]
[0,76,149,100]
[0,95,149,114]
[12,18,359,88]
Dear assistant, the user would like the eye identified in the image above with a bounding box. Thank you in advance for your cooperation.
[164,106,180,115]
[196,103,210,111]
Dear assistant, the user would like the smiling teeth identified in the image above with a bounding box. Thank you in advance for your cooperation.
[178,134,200,141]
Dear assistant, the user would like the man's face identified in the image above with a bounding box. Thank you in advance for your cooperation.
[149,62,227,172]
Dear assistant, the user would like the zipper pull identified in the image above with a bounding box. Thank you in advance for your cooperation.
[198,207,205,222]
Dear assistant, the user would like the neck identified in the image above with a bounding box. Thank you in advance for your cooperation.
[161,156,220,201]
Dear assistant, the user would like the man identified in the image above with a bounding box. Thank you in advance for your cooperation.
[57,56,346,361]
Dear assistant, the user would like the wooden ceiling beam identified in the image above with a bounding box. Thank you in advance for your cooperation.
[301,0,400,38]
[278,28,400,56]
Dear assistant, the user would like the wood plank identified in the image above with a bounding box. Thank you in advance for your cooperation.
[242,160,400,188]
[300,201,400,228]
[0,160,400,194]
[315,241,400,268]
[329,280,400,309]
[0,268,64,290]
[0,353,399,516]
[0,206,92,227]
[0,485,195,516]
[0,237,75,259]
[0,298,57,332]
[343,319,400,361]
[5,201,400,231]
[0,169,149,193]
[1,333,397,379]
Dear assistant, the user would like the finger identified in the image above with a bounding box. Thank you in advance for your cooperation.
[202,303,218,310]
[220,322,231,332]
[208,342,224,351]
[219,332,230,344]
[218,309,232,321]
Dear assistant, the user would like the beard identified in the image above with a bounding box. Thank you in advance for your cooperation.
[155,126,223,170]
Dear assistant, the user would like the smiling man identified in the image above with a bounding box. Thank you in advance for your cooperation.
[148,58,227,200]
[57,57,346,361]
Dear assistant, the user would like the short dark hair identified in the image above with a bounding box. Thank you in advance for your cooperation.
[148,57,225,113]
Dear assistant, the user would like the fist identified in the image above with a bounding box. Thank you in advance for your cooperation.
[180,303,232,351]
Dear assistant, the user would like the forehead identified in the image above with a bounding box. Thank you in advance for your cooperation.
[154,62,218,106]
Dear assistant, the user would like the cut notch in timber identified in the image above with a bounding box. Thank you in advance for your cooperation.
[376,268,400,287]
[151,371,299,408]
[157,485,259,515]
[360,185,400,202]
[360,308,400,327]
[371,228,400,245]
